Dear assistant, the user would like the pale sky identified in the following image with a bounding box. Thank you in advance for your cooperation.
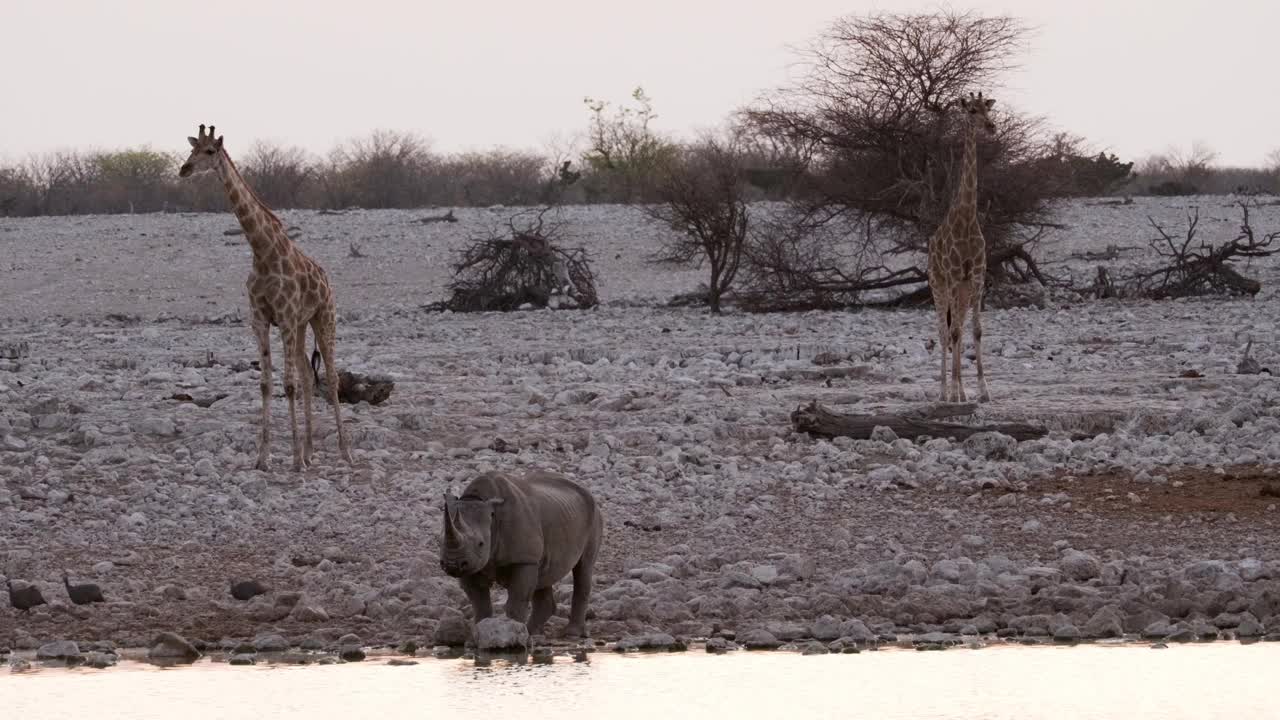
[3,0,1277,166]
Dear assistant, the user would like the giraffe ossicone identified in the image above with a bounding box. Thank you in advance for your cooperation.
[178,123,353,470]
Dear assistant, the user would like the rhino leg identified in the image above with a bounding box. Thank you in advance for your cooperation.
[502,564,539,624]
[565,555,597,638]
[460,574,493,622]
[527,587,556,635]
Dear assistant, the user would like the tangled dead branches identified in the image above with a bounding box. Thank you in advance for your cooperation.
[735,214,917,311]
[431,206,598,312]
[1118,201,1277,299]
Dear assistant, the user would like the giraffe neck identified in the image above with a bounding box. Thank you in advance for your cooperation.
[214,151,286,264]
[949,119,980,221]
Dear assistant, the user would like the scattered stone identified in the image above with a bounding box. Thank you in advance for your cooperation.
[914,632,958,647]
[963,432,1016,460]
[155,584,187,601]
[84,652,117,669]
[36,640,81,661]
[433,616,471,646]
[387,658,418,666]
[230,580,268,601]
[810,615,842,641]
[616,633,677,652]
[229,654,256,666]
[705,637,736,654]
[1083,606,1124,639]
[1141,621,1174,640]
[1237,616,1266,638]
[870,426,898,443]
[148,632,201,662]
[531,647,555,664]
[836,619,876,645]
[1053,625,1081,643]
[252,634,289,653]
[135,416,177,437]
[475,617,529,652]
[291,603,330,623]
[800,641,829,656]
[738,629,781,650]
[1059,550,1102,582]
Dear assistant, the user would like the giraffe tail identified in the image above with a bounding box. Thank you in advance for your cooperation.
[310,346,323,388]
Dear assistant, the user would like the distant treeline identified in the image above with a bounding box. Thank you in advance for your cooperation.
[0,122,1276,218]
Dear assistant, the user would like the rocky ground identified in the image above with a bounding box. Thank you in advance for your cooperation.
[2,197,1280,663]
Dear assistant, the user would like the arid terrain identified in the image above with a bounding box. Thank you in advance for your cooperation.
[2,197,1279,658]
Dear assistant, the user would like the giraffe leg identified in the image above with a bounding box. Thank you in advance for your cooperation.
[972,294,991,403]
[294,325,315,463]
[950,305,967,403]
[251,313,273,471]
[313,313,353,464]
[936,308,950,402]
[279,325,307,472]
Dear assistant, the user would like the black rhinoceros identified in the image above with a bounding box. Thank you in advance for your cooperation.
[440,470,603,638]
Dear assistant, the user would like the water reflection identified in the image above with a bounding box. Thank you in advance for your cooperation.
[6,643,1278,720]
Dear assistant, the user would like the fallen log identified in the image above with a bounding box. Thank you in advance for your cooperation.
[419,209,458,224]
[790,400,1050,442]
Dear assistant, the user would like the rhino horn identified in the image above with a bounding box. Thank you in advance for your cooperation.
[442,501,461,547]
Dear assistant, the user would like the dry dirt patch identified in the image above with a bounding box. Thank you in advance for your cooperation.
[1036,465,1280,519]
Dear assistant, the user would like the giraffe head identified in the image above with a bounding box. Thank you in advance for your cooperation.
[178,124,224,177]
[954,92,996,135]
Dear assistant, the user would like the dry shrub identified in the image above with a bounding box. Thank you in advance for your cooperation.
[645,137,752,313]
[433,207,597,312]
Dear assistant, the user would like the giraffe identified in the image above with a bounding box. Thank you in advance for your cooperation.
[179,124,352,471]
[928,91,997,404]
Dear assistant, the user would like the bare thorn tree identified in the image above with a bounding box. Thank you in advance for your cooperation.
[740,10,1061,309]
[644,138,751,313]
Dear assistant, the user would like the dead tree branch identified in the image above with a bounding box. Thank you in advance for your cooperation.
[430,206,597,312]
[1117,201,1277,299]
[791,400,1073,442]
